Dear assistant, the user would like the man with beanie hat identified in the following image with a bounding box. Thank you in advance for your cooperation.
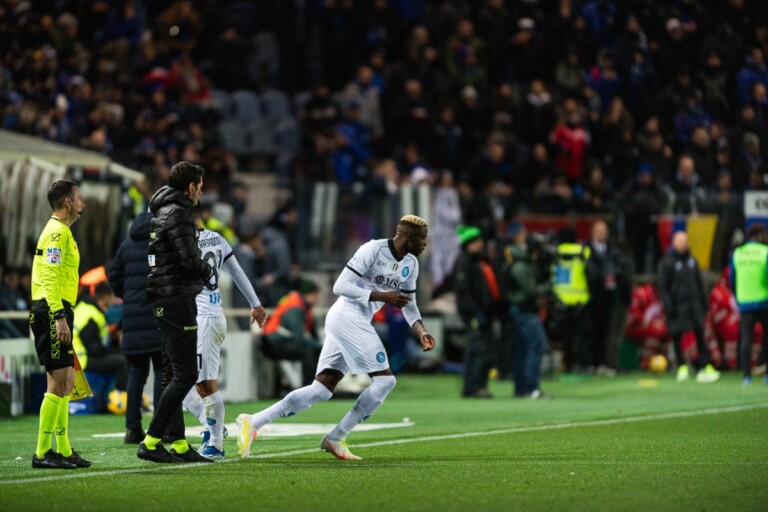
[453,225,501,397]
[260,279,323,388]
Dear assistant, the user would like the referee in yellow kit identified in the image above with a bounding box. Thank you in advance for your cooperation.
[28,180,91,469]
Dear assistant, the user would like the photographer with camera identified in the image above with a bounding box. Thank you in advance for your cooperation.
[502,223,550,398]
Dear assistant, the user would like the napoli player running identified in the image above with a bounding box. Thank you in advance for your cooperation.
[236,215,436,460]
[183,219,267,460]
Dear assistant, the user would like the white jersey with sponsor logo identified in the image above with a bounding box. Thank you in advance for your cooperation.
[335,238,420,321]
[196,229,234,317]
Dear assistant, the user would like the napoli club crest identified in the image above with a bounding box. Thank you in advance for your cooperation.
[402,266,410,278]
[376,351,386,363]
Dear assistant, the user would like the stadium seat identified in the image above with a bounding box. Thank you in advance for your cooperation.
[211,89,233,118]
[274,117,301,157]
[244,119,276,155]
[218,119,249,156]
[261,89,291,124]
[292,90,312,114]
[231,90,263,124]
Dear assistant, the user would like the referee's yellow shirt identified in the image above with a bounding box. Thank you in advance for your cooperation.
[31,216,80,314]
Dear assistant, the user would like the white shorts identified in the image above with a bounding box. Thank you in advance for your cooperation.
[196,315,227,382]
[316,306,389,375]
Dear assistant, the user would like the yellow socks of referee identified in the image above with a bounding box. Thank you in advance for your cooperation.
[142,435,162,450]
[36,393,62,458]
[171,439,190,454]
[55,395,73,457]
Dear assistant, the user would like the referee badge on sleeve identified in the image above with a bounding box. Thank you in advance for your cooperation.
[155,307,164,317]
[46,247,62,264]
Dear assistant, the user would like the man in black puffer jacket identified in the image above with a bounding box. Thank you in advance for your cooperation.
[138,161,213,464]
[108,210,163,444]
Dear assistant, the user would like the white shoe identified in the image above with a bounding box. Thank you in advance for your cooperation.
[235,414,257,458]
[320,436,362,461]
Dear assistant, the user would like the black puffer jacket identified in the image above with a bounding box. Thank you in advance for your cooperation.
[108,212,161,356]
[146,186,212,299]
[656,249,707,335]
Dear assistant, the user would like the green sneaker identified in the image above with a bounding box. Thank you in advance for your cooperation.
[696,364,721,383]
[676,365,689,383]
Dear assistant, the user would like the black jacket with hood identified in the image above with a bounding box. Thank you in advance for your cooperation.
[145,186,212,300]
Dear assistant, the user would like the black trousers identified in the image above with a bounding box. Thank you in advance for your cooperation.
[262,335,322,386]
[739,310,768,378]
[147,295,199,442]
[462,324,494,395]
[124,351,163,431]
[87,352,130,390]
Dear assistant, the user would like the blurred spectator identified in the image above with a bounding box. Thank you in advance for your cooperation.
[550,100,590,184]
[430,170,462,290]
[730,223,768,386]
[299,84,340,137]
[672,155,707,214]
[502,222,548,398]
[453,226,498,398]
[618,164,668,274]
[72,282,130,395]
[0,266,29,336]
[585,220,629,373]
[340,65,383,140]
[737,47,768,105]
[625,281,670,370]
[260,279,322,388]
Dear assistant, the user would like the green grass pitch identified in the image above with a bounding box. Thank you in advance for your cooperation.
[1,373,766,512]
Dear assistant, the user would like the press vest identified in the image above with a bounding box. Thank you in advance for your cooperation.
[552,243,591,306]
[262,291,312,337]
[732,241,768,311]
[72,301,108,369]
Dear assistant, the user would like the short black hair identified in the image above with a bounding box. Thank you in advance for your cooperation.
[94,281,113,298]
[169,161,204,192]
[47,180,78,210]
[747,223,768,241]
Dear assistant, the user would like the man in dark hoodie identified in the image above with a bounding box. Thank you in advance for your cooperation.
[453,225,500,398]
[108,209,163,444]
[138,161,213,463]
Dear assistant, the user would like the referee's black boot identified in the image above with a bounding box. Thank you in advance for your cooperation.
[124,428,146,444]
[137,442,183,463]
[171,445,215,463]
[32,449,77,469]
[63,449,92,468]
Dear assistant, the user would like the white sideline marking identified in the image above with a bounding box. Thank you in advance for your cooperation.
[92,421,415,439]
[3,403,766,486]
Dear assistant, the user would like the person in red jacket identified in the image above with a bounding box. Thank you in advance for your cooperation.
[625,282,670,369]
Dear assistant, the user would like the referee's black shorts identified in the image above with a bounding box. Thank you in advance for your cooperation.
[29,300,74,372]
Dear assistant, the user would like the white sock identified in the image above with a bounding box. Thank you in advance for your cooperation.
[248,380,332,431]
[327,376,396,442]
[182,387,208,428]
[203,391,225,449]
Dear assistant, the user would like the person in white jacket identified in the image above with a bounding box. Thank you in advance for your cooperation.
[236,215,436,460]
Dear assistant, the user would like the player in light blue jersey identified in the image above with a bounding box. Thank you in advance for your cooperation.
[236,215,436,460]
[183,222,267,460]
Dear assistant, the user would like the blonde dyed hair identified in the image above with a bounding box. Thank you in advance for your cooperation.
[399,214,428,228]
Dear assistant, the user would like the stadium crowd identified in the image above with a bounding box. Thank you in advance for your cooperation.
[2,1,768,380]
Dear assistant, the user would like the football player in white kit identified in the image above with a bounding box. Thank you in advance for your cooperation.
[183,223,268,460]
[236,215,436,460]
